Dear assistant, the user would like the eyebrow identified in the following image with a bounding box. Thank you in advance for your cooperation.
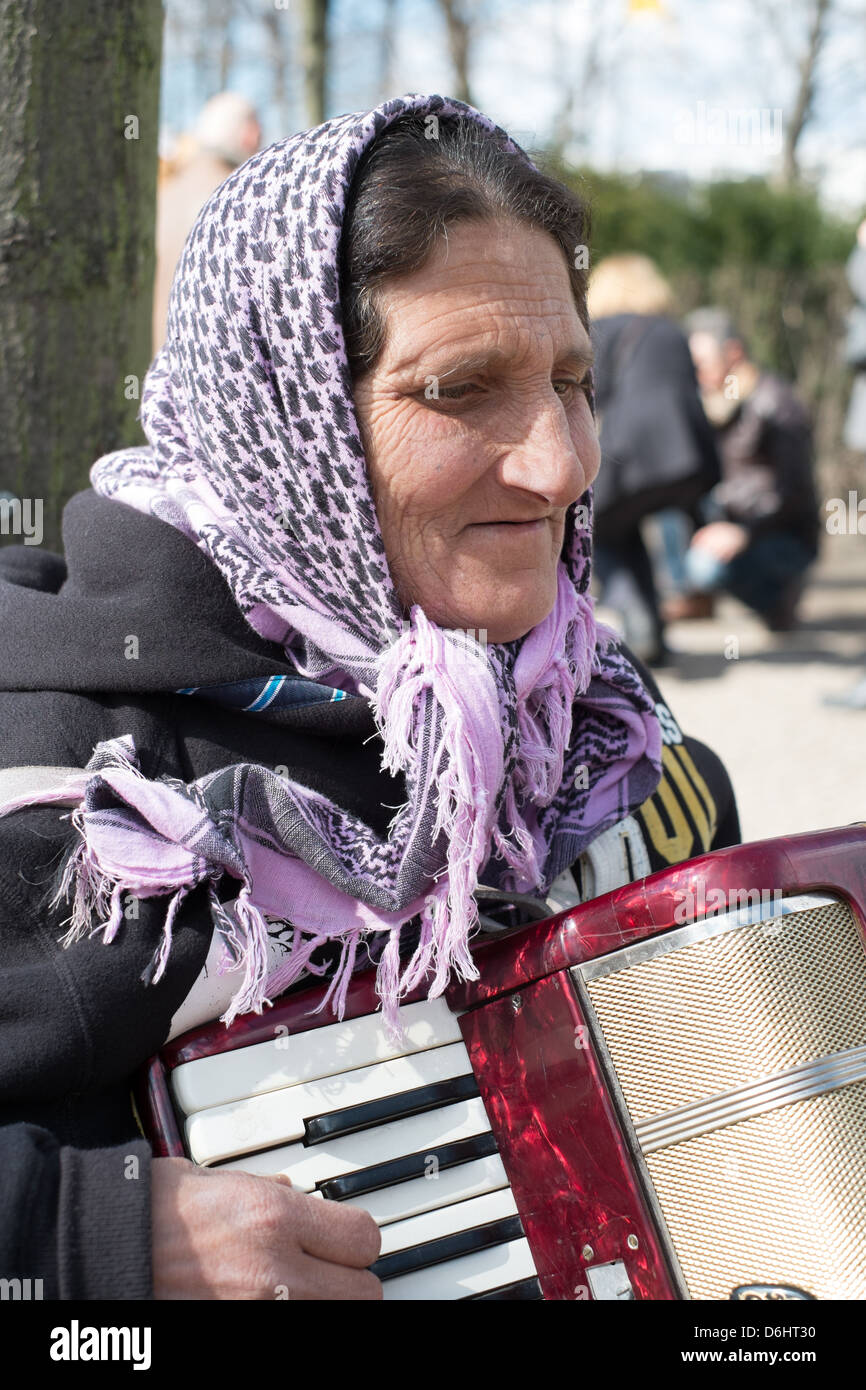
[397,342,595,380]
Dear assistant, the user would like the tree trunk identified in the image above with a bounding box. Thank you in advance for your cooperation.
[264,9,292,135]
[379,0,399,100]
[0,0,163,552]
[780,0,830,186]
[299,0,329,128]
[437,0,472,106]
[217,0,234,90]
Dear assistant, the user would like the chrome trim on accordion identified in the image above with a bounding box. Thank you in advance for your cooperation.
[636,1044,866,1153]
[578,892,837,984]
[571,891,866,1300]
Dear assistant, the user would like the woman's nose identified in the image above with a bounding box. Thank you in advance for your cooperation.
[496,395,593,506]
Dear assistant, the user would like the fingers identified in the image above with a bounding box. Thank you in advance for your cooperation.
[152,1157,382,1299]
[287,1251,383,1302]
[232,1170,381,1268]
[294,1193,382,1269]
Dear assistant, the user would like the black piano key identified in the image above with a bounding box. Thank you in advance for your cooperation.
[371,1213,524,1281]
[304,1070,479,1145]
[463,1276,545,1301]
[316,1131,499,1202]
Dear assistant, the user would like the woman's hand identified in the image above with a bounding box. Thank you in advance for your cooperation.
[151,1157,382,1300]
[690,521,749,565]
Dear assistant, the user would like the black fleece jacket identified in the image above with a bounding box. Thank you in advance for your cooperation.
[0,490,739,1300]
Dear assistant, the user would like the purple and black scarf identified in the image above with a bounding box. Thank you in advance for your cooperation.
[0,95,662,1031]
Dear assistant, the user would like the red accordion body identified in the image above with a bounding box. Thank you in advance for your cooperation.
[138,825,866,1301]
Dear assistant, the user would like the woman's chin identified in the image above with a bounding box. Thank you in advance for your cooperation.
[485,611,552,643]
[429,588,557,645]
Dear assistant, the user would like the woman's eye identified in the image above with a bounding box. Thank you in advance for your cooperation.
[559,378,594,402]
[552,379,585,399]
[420,379,591,405]
[436,382,479,400]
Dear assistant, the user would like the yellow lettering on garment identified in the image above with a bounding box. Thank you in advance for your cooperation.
[637,743,720,864]
[664,743,718,849]
[675,743,718,845]
[639,760,694,864]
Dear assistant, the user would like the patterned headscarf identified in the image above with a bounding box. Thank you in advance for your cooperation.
[1,95,662,1031]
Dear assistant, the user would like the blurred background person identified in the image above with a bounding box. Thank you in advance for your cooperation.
[152,91,262,353]
[589,254,721,665]
[842,217,866,457]
[825,214,866,708]
[675,309,820,631]
[157,129,200,184]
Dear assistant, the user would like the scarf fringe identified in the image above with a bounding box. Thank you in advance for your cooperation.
[373,611,498,1018]
[209,882,273,1025]
[490,580,597,885]
[5,573,639,1039]
[52,814,202,994]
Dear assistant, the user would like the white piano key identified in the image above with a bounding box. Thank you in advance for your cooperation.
[217,1096,492,1190]
[342,1153,509,1226]
[378,1187,520,1256]
[186,1041,472,1164]
[381,1238,537,1300]
[172,997,463,1115]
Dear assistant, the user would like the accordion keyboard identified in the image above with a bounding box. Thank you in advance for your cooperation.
[170,997,541,1300]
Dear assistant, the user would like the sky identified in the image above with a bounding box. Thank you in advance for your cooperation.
[160,0,866,215]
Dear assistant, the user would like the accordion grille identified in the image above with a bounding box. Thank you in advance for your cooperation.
[581,899,866,1300]
[645,1082,866,1300]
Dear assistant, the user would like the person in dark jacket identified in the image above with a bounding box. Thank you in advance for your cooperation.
[842,218,866,456]
[675,308,820,630]
[824,218,866,707]
[0,97,739,1301]
[588,255,721,665]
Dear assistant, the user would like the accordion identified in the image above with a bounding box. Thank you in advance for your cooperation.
[138,824,866,1301]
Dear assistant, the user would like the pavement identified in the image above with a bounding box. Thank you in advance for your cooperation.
[597,532,866,845]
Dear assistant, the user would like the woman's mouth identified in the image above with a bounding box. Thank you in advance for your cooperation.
[469,517,549,535]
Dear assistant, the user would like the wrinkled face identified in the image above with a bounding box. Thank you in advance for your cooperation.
[352,219,600,644]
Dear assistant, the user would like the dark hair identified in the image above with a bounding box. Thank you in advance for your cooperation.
[339,113,591,377]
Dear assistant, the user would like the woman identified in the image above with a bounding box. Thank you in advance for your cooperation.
[587,254,721,663]
[0,95,738,1300]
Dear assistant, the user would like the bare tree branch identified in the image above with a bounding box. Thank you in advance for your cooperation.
[379,0,399,99]
[298,0,330,126]
[435,0,473,104]
[781,0,831,183]
[263,6,292,135]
